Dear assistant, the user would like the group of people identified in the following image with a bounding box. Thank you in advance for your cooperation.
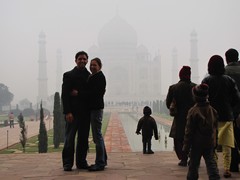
[61,48,240,178]
[61,51,107,172]
[166,48,240,179]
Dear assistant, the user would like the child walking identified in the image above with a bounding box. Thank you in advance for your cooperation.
[136,106,159,154]
[183,83,220,180]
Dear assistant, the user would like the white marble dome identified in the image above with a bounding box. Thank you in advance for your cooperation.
[98,15,138,49]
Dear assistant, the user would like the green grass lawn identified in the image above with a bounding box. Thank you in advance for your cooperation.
[0,112,110,154]
[0,114,8,121]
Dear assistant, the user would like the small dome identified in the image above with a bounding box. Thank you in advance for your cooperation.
[98,15,137,48]
[191,30,197,37]
[137,45,148,54]
[39,31,46,38]
[38,31,46,44]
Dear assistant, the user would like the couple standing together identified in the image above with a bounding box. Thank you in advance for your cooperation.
[61,51,107,172]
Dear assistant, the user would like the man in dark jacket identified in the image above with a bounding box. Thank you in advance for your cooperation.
[61,51,91,171]
[166,66,196,166]
[225,48,240,172]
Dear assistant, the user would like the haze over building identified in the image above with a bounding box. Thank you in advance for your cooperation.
[37,31,48,106]
[56,49,63,94]
[89,14,162,104]
[2,1,237,109]
[189,30,199,84]
[36,13,199,110]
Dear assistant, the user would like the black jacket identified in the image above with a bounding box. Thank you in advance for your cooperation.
[183,101,218,152]
[136,116,158,141]
[87,71,106,110]
[61,67,90,114]
[225,62,240,116]
[202,74,240,122]
[166,80,196,139]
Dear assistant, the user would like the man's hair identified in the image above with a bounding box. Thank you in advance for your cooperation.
[75,51,88,60]
[225,48,239,63]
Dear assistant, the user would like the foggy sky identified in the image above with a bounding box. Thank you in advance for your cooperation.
[0,0,240,105]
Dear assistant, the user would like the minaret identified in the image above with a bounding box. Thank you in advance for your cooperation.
[189,30,199,83]
[171,48,178,84]
[37,31,48,105]
[151,50,162,101]
[56,49,62,93]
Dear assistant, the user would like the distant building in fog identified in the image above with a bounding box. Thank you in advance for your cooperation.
[37,31,48,106]
[171,48,178,84]
[189,30,199,83]
[56,49,62,93]
[171,31,199,85]
[89,14,162,105]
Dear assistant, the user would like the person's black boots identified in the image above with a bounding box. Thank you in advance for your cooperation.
[143,143,147,154]
[147,142,154,154]
[230,147,239,172]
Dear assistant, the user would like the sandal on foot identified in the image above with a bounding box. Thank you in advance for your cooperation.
[223,171,231,178]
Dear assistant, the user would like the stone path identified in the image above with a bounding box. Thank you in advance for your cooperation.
[0,118,53,150]
[0,151,240,179]
[0,112,240,179]
[104,112,132,152]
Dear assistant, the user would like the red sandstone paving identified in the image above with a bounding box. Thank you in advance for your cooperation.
[0,113,240,179]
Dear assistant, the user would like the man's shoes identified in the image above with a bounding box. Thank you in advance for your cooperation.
[88,164,105,171]
[148,150,154,154]
[223,170,231,178]
[63,167,72,171]
[230,168,239,172]
[178,160,187,167]
[77,163,90,169]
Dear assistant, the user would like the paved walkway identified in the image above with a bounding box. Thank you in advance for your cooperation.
[0,118,53,150]
[0,151,240,179]
[104,112,132,152]
[0,112,240,179]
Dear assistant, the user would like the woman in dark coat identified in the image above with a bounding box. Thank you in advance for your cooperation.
[166,66,196,166]
[87,57,107,171]
[202,55,240,178]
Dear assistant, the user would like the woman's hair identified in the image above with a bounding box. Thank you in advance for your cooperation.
[91,57,102,68]
[208,55,225,75]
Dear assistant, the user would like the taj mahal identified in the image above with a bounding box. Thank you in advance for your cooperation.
[89,14,162,105]
[37,14,199,109]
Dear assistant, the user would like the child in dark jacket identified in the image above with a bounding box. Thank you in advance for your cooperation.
[136,106,159,154]
[183,83,220,180]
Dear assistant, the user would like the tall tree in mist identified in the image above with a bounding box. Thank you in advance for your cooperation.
[60,102,65,143]
[18,113,27,153]
[0,83,13,111]
[53,92,61,148]
[38,101,48,153]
